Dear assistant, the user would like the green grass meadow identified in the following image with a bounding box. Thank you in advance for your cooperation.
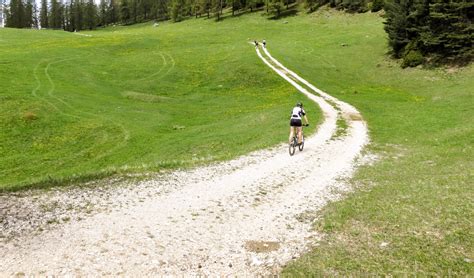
[1,6,473,275]
[0,18,321,191]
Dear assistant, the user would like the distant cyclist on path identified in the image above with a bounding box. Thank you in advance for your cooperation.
[289,102,309,145]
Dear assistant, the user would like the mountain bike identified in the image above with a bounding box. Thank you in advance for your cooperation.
[289,124,308,156]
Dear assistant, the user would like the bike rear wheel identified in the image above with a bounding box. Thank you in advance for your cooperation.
[289,137,296,156]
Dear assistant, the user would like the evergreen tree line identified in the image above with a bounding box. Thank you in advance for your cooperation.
[304,0,384,13]
[384,0,473,66]
[6,0,471,65]
[5,0,297,30]
[5,0,38,28]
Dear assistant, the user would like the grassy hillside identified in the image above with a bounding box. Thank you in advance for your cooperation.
[1,6,472,274]
[0,19,321,191]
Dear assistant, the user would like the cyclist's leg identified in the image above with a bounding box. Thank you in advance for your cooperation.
[289,126,295,144]
[297,126,302,144]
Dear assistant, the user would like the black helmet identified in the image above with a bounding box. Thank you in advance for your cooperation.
[296,102,303,107]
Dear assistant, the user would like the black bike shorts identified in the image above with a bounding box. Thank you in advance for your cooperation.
[290,118,302,127]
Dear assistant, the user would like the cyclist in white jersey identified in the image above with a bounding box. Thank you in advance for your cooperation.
[289,102,309,145]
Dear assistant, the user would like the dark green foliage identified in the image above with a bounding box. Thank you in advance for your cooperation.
[108,0,119,23]
[40,0,48,28]
[170,0,187,21]
[401,49,424,67]
[384,0,412,58]
[71,0,83,30]
[313,0,369,13]
[99,0,108,26]
[421,0,473,64]
[24,0,33,28]
[120,0,131,23]
[85,0,97,29]
[371,0,383,11]
[268,0,284,16]
[385,0,473,66]
[6,0,27,28]
[152,0,169,20]
[49,0,63,29]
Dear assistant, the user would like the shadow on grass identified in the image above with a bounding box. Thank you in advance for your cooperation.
[268,7,299,20]
[211,7,266,22]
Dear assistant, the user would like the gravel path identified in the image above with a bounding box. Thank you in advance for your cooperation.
[0,46,369,276]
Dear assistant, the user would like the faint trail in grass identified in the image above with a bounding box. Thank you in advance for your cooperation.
[32,61,81,120]
[161,52,176,79]
[135,52,168,82]
[44,57,131,161]
[33,58,130,163]
[31,60,109,167]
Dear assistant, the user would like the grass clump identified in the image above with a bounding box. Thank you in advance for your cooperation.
[22,111,38,121]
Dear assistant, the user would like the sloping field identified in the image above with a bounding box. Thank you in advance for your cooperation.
[1,7,473,275]
[0,19,321,190]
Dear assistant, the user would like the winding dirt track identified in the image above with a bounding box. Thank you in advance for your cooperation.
[0,46,369,275]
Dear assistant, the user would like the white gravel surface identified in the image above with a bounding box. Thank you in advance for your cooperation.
[0,46,369,276]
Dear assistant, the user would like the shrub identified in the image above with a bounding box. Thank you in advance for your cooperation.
[401,50,424,68]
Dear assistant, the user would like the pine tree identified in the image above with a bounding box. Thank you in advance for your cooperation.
[50,0,64,29]
[99,0,108,26]
[5,0,17,27]
[420,0,473,63]
[268,0,283,16]
[108,0,118,24]
[140,0,152,20]
[73,0,84,31]
[120,0,131,24]
[25,0,33,27]
[384,0,412,58]
[6,0,26,28]
[152,0,169,20]
[169,0,186,21]
[40,0,49,28]
[85,0,97,29]
[130,0,138,23]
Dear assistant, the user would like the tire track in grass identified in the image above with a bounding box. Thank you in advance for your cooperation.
[135,52,168,82]
[43,57,131,154]
[30,60,111,171]
[32,59,129,165]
